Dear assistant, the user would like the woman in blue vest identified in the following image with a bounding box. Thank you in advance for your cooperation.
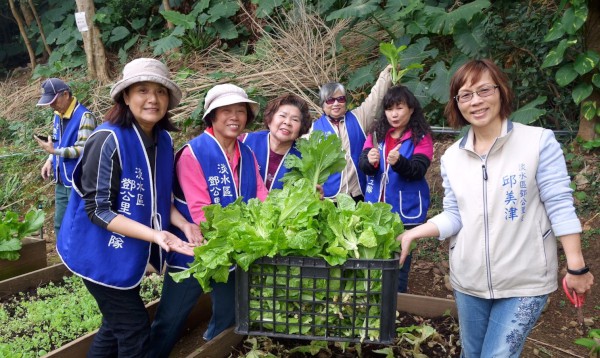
[312,65,392,201]
[241,93,311,190]
[149,84,269,357]
[57,58,198,357]
[358,85,433,293]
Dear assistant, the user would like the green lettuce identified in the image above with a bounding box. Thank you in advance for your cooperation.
[172,130,403,293]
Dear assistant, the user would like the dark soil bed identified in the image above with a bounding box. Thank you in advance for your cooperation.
[230,312,460,357]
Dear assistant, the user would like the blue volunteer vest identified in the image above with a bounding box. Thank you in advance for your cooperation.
[242,130,301,190]
[312,113,366,198]
[52,102,91,187]
[167,132,258,269]
[57,123,174,289]
[364,137,430,224]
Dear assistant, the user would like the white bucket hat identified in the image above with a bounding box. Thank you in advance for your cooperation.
[203,84,259,119]
[110,58,182,110]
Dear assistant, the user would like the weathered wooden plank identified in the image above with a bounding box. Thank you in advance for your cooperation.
[397,293,458,318]
[0,237,47,281]
[186,327,244,358]
[0,263,69,298]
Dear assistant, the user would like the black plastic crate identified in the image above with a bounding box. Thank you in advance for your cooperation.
[235,256,399,344]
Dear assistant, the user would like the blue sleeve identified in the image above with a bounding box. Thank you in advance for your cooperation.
[536,130,581,236]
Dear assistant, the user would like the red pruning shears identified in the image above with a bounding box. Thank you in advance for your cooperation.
[562,277,587,333]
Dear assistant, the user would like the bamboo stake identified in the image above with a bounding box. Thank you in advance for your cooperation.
[526,337,585,358]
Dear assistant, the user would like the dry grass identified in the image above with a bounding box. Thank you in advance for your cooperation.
[1,4,387,125]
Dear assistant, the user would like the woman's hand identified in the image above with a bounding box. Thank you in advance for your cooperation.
[564,272,594,296]
[153,230,196,256]
[387,143,402,166]
[316,184,324,200]
[181,222,205,246]
[397,230,416,266]
[368,147,380,166]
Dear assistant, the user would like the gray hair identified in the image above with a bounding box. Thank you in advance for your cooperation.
[319,82,346,106]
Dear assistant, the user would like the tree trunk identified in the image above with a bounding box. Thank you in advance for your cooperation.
[19,0,34,25]
[75,0,110,83]
[162,0,174,29]
[579,0,600,141]
[28,0,52,57]
[8,0,36,68]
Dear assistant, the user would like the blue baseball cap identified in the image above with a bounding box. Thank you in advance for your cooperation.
[37,78,70,106]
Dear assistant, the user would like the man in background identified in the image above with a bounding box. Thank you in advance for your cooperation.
[35,78,96,237]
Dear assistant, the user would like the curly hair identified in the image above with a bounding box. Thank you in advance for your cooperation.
[367,85,430,145]
[263,93,312,136]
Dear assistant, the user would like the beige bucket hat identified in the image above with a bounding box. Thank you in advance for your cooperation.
[203,84,259,119]
[110,58,182,110]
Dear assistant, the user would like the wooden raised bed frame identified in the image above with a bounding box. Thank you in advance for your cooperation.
[0,236,47,281]
[2,264,457,358]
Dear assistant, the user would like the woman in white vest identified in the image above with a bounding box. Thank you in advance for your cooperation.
[57,58,197,357]
[397,59,594,357]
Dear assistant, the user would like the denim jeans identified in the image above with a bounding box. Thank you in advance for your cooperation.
[83,279,150,358]
[398,253,412,293]
[454,290,548,357]
[149,268,236,358]
[54,183,71,236]
[398,224,416,293]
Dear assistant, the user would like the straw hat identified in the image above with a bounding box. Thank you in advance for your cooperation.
[110,58,182,110]
[203,84,259,119]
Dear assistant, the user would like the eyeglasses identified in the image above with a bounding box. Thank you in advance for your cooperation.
[325,96,347,105]
[455,85,499,103]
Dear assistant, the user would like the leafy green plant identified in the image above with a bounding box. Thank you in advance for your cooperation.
[379,42,423,85]
[574,328,600,356]
[154,0,242,56]
[289,340,330,355]
[541,0,599,147]
[280,131,347,190]
[397,324,438,358]
[0,209,45,261]
[0,274,162,356]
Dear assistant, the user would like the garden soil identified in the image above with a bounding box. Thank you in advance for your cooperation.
[40,136,598,357]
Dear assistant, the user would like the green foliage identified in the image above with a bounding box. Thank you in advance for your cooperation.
[379,42,424,85]
[540,0,599,144]
[396,324,438,357]
[0,274,162,356]
[30,1,86,77]
[482,1,580,129]
[511,96,547,125]
[280,131,347,189]
[153,0,244,56]
[574,328,600,356]
[0,209,45,261]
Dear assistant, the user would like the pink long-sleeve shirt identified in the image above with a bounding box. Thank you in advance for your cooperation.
[176,129,269,224]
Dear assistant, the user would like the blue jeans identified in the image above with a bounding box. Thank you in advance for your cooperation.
[83,279,150,358]
[398,253,412,293]
[54,183,71,236]
[148,268,236,358]
[454,290,548,357]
